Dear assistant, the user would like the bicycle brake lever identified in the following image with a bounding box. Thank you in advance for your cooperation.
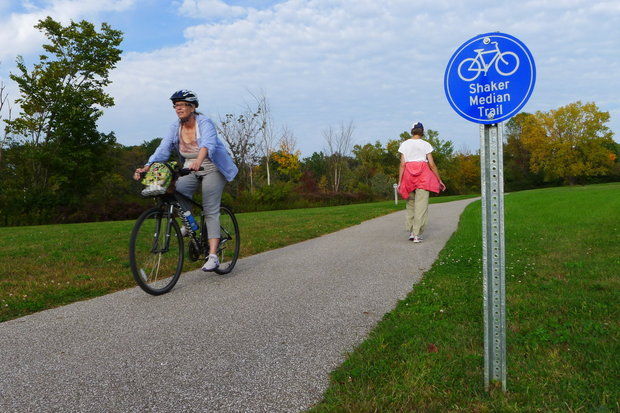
[178,167,204,176]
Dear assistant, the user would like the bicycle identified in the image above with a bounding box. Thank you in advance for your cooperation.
[457,41,519,81]
[129,167,240,295]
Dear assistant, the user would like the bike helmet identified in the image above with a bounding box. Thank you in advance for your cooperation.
[170,89,199,108]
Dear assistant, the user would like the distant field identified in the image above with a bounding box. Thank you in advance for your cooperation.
[311,183,619,412]
[0,194,475,322]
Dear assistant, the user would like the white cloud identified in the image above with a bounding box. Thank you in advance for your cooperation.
[106,0,438,149]
[178,0,248,20]
[3,0,620,154]
[0,0,135,61]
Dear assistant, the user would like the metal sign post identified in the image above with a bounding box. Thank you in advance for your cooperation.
[444,31,535,392]
[480,123,506,391]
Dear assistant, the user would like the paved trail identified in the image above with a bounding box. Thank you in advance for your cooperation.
[0,198,476,412]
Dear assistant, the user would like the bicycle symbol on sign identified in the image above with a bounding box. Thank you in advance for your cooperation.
[457,40,520,81]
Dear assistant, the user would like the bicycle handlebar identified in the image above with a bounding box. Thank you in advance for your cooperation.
[178,167,204,177]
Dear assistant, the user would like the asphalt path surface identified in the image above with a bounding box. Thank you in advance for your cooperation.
[0,198,476,412]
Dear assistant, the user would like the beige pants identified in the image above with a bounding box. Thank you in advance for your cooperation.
[406,188,429,235]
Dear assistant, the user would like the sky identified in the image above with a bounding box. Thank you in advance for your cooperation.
[0,0,619,156]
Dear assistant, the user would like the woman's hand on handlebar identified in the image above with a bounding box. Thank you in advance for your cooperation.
[133,165,150,181]
[187,160,202,171]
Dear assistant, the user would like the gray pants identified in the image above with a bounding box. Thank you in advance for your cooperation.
[176,171,226,239]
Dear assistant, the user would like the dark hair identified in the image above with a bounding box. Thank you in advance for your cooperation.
[411,127,424,137]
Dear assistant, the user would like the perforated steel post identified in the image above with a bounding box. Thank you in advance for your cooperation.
[480,123,507,391]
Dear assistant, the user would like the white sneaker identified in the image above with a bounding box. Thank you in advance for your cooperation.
[412,235,422,243]
[202,254,220,272]
[408,233,415,241]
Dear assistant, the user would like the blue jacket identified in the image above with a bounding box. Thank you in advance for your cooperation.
[147,114,238,182]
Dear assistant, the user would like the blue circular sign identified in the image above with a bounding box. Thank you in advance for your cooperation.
[444,32,536,124]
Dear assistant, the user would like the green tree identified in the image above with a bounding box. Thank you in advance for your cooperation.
[302,151,328,178]
[503,112,545,190]
[9,17,122,144]
[4,17,123,222]
[424,129,455,169]
[521,101,616,185]
[385,138,402,171]
[140,137,163,157]
[299,151,328,192]
[352,141,387,184]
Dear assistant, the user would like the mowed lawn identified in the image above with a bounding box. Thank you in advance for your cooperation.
[311,183,619,412]
[0,194,474,322]
[0,184,617,409]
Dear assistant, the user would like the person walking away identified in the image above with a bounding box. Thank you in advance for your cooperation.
[133,90,238,271]
[397,122,446,243]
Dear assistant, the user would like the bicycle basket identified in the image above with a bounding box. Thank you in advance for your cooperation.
[141,161,177,196]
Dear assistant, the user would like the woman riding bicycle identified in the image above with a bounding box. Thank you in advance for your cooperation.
[133,90,238,271]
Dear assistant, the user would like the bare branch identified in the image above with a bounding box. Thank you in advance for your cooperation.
[0,82,11,164]
[248,90,277,185]
[322,120,355,192]
[279,125,297,154]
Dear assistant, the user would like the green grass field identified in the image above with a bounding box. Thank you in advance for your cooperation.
[1,185,617,410]
[310,183,619,412]
[0,194,474,322]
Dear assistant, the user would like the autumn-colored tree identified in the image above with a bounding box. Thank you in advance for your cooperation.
[270,140,302,182]
[446,153,480,194]
[521,101,616,185]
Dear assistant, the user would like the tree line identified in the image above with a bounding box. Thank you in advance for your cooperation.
[0,18,618,226]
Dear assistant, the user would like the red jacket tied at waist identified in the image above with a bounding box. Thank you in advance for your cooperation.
[399,161,441,199]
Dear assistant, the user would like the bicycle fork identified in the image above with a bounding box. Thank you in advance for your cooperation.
[151,204,177,254]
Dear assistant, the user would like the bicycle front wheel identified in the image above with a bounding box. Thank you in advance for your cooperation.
[214,205,240,275]
[129,207,184,295]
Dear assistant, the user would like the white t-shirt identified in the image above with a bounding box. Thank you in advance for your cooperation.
[398,138,433,162]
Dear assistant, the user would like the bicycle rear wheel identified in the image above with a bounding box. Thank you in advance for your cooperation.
[129,207,184,295]
[214,205,240,275]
